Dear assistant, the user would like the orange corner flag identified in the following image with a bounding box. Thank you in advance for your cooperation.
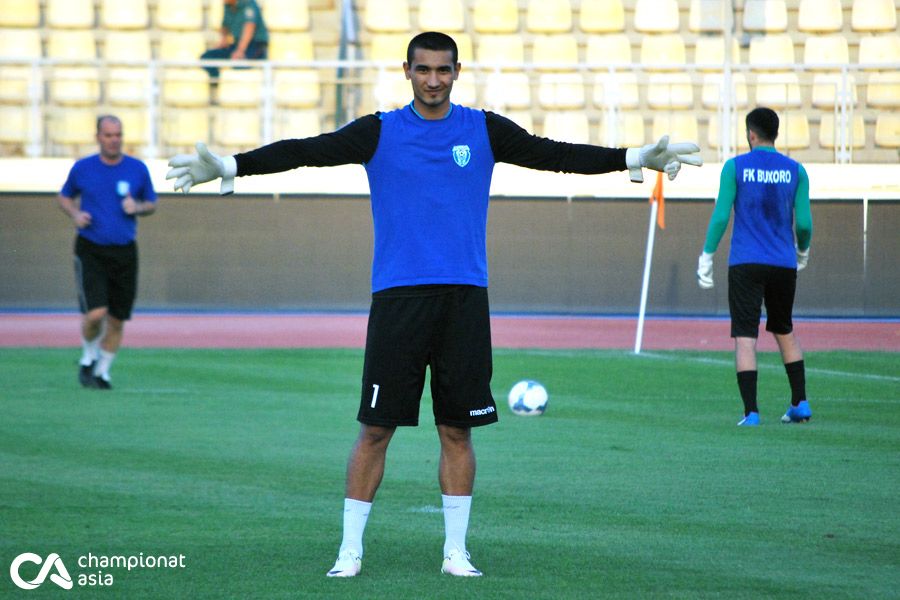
[650,171,665,229]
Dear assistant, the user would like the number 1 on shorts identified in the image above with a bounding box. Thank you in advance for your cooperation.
[370,384,380,408]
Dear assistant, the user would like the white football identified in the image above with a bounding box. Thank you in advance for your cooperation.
[507,380,549,416]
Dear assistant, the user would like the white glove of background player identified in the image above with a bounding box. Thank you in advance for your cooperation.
[796,247,809,271]
[697,251,714,289]
[166,142,236,195]
[626,135,703,183]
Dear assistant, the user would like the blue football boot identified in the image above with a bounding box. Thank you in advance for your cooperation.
[781,400,812,423]
[737,412,760,426]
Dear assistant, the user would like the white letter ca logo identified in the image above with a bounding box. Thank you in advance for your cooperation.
[10,552,73,590]
[452,145,471,167]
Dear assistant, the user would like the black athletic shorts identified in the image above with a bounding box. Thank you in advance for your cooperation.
[358,284,498,428]
[74,235,138,321]
[728,263,796,338]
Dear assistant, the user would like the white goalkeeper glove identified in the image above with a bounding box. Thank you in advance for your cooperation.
[626,135,703,183]
[796,246,809,271]
[697,251,714,289]
[166,142,236,195]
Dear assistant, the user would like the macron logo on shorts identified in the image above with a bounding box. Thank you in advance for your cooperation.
[469,406,495,417]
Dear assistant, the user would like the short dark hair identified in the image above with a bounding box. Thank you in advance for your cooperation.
[406,31,458,65]
[745,107,779,142]
[96,114,122,133]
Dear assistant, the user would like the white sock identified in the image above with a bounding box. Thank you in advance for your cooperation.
[339,498,371,557]
[442,494,472,556]
[94,349,116,381]
[80,336,100,367]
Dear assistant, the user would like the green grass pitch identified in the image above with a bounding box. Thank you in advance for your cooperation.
[1,347,897,599]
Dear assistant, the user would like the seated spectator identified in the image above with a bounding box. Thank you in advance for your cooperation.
[201,0,269,78]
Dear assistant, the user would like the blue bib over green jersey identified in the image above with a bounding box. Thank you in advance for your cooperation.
[731,149,799,268]
[364,104,494,292]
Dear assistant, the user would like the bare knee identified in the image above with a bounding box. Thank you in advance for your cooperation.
[356,424,395,451]
[438,425,472,449]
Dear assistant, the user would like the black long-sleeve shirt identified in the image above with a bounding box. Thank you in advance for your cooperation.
[235,111,627,177]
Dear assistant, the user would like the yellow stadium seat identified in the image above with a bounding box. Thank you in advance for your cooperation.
[269,33,315,62]
[214,109,261,149]
[100,0,149,30]
[803,35,849,70]
[473,0,519,33]
[46,30,100,106]
[46,0,94,28]
[693,36,741,70]
[647,74,694,109]
[374,69,411,109]
[701,73,749,108]
[811,73,858,108]
[818,113,866,149]
[652,113,699,145]
[742,0,787,33]
[598,111,645,147]
[48,108,96,145]
[857,35,900,70]
[867,72,900,107]
[162,108,210,148]
[542,111,590,144]
[0,29,42,103]
[274,69,321,108]
[593,73,640,109]
[504,111,534,133]
[0,105,37,145]
[103,31,153,106]
[476,35,525,69]
[532,34,578,71]
[851,0,897,32]
[217,68,264,108]
[265,0,310,32]
[161,69,210,107]
[0,0,40,27]
[208,0,223,30]
[781,112,810,150]
[640,34,686,71]
[689,0,728,33]
[526,0,573,33]
[369,33,409,63]
[634,0,679,33]
[579,0,625,33]
[874,113,900,147]
[585,34,632,69]
[453,71,478,106]
[798,0,843,33]
[748,34,795,70]
[364,0,410,32]
[455,33,474,64]
[116,108,150,146]
[158,31,207,60]
[707,115,750,150]
[155,0,204,31]
[418,0,465,32]
[755,73,802,107]
[274,110,322,140]
[484,72,531,110]
[538,73,585,109]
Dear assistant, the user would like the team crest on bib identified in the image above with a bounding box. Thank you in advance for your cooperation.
[452,145,471,168]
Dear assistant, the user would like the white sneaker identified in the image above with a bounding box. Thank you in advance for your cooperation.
[326,549,361,577]
[441,548,483,577]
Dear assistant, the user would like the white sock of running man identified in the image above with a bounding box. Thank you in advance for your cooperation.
[94,349,116,381]
[442,494,472,556]
[80,336,99,367]
[339,498,371,557]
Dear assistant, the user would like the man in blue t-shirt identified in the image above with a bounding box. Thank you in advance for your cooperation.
[166,31,703,578]
[57,115,157,390]
[696,107,813,427]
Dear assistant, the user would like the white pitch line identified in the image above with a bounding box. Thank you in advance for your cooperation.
[637,352,900,383]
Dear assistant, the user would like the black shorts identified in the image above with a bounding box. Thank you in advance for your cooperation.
[728,263,796,338]
[358,284,498,428]
[74,236,138,321]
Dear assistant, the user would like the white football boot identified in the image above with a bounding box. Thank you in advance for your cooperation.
[326,549,361,577]
[441,548,483,577]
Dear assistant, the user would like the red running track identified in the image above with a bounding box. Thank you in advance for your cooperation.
[1,313,897,351]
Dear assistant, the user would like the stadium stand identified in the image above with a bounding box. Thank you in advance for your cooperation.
[0,0,897,164]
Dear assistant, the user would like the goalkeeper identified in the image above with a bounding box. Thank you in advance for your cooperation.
[696,107,813,427]
[167,31,702,579]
